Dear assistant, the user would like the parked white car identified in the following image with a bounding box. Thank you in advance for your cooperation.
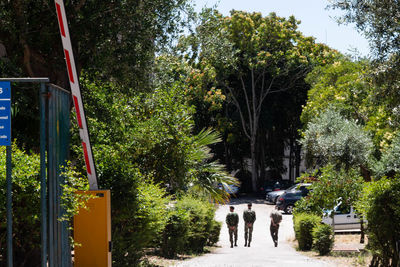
[322,203,366,232]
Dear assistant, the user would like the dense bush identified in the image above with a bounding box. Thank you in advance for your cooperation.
[160,195,221,258]
[300,108,373,170]
[293,166,363,217]
[105,168,170,265]
[294,213,321,251]
[96,143,171,264]
[312,224,334,255]
[161,207,190,258]
[356,177,400,267]
[207,220,222,246]
[293,197,322,216]
[0,145,41,266]
[175,195,218,253]
[0,145,88,266]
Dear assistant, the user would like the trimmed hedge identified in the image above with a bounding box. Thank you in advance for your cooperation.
[312,223,334,255]
[294,212,321,251]
[357,177,400,266]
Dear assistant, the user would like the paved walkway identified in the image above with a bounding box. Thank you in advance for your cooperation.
[175,197,335,267]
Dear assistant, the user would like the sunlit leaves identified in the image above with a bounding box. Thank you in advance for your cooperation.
[301,108,373,170]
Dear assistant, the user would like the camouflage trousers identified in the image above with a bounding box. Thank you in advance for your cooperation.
[228,226,238,244]
[270,224,279,243]
[244,223,254,243]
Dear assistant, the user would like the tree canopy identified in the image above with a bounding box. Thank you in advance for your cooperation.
[329,0,400,60]
[178,10,338,190]
[0,0,191,90]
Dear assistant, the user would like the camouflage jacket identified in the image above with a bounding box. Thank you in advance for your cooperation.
[226,212,239,227]
[243,209,256,223]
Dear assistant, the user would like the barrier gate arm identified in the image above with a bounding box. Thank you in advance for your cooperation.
[54,0,98,190]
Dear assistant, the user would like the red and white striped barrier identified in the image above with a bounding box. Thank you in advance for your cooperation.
[54,0,98,190]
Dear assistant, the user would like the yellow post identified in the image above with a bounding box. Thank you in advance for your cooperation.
[74,190,111,267]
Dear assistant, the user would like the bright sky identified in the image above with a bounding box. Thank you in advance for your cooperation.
[192,0,370,57]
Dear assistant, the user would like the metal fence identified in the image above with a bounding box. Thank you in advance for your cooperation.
[0,79,72,267]
[47,84,71,267]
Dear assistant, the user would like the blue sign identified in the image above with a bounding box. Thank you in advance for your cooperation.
[0,82,11,146]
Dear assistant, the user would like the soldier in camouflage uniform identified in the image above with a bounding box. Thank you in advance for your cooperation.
[270,207,282,247]
[226,206,239,248]
[243,202,256,247]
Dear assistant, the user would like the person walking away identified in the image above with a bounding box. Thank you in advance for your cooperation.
[226,206,239,248]
[270,207,282,247]
[243,202,256,247]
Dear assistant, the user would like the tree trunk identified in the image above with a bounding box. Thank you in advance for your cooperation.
[289,138,293,181]
[224,105,232,172]
[250,138,258,192]
[295,143,301,180]
[360,217,365,244]
[259,134,266,184]
[224,139,232,171]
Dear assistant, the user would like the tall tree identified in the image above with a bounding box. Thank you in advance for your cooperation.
[0,0,191,90]
[329,0,400,60]
[180,10,337,191]
[0,0,192,150]
[301,108,373,172]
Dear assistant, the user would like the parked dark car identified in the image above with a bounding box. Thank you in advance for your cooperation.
[266,183,304,204]
[275,184,311,214]
[260,181,280,195]
[260,180,293,198]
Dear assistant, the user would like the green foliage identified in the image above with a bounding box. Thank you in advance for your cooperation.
[112,180,170,265]
[70,77,232,265]
[161,207,190,258]
[355,177,400,266]
[0,144,41,265]
[293,212,321,251]
[312,224,334,255]
[312,165,363,211]
[160,196,221,258]
[302,59,372,126]
[175,195,218,253]
[300,107,373,170]
[207,220,222,246]
[328,1,400,60]
[293,197,323,216]
[302,58,394,151]
[374,133,400,178]
[187,128,237,203]
[77,76,236,196]
[59,162,91,221]
[180,9,339,191]
[0,144,87,266]
[0,0,192,89]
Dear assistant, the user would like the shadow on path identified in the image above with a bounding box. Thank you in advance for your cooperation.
[228,194,268,205]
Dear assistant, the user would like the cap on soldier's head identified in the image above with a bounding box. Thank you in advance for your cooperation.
[247,202,252,206]
[230,206,235,210]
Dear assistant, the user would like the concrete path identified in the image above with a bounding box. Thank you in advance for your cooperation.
[175,197,335,267]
